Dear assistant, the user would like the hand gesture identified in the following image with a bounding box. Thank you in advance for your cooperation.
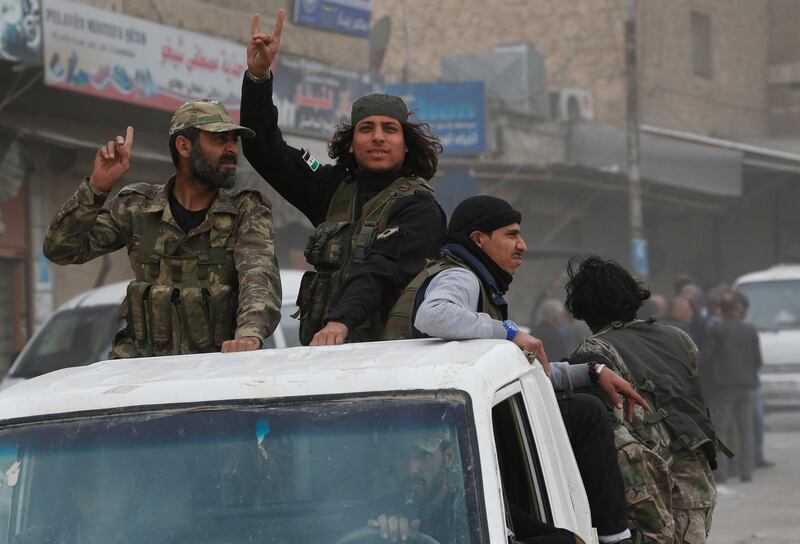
[597,367,651,423]
[513,331,550,375]
[248,9,285,78]
[89,126,134,193]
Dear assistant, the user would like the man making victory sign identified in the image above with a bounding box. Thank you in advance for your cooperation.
[241,9,446,346]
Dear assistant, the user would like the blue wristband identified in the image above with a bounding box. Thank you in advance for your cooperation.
[503,320,519,341]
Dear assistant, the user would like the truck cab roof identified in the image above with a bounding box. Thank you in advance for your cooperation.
[0,339,534,422]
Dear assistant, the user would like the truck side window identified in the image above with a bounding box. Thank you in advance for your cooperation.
[492,393,552,525]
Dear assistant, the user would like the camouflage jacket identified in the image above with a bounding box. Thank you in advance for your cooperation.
[571,325,715,510]
[43,178,281,344]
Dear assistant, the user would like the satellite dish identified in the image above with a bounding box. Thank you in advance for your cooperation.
[369,16,391,74]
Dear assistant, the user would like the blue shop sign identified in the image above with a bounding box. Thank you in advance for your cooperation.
[385,82,486,156]
[293,0,371,38]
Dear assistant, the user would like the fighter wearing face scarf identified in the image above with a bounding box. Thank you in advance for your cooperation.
[383,196,650,544]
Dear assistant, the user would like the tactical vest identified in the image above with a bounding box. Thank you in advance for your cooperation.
[295,176,434,345]
[382,254,503,340]
[597,320,723,468]
[121,196,238,356]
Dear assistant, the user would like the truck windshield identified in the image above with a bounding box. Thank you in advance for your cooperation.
[10,305,121,379]
[0,397,481,544]
[738,280,800,331]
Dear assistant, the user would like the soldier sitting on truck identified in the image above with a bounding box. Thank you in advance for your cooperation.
[42,100,282,358]
[564,257,723,544]
[383,196,648,544]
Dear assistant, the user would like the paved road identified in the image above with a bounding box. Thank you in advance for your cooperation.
[707,412,800,544]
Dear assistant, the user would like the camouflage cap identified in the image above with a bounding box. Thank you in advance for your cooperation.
[351,93,409,126]
[169,99,255,138]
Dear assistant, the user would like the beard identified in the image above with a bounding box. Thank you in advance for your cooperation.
[403,468,447,507]
[189,145,237,189]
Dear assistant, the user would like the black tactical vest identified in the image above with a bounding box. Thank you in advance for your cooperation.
[295,176,435,345]
[598,320,722,468]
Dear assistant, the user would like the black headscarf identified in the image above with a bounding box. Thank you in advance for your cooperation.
[443,196,522,293]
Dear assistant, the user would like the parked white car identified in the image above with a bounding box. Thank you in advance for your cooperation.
[734,264,800,410]
[0,339,597,543]
[0,270,304,390]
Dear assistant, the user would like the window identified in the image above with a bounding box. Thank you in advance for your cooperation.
[11,305,121,378]
[691,11,712,78]
[492,392,551,529]
[737,280,800,331]
[0,395,483,544]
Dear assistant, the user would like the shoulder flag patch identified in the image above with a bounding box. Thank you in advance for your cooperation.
[301,148,320,172]
[377,226,400,240]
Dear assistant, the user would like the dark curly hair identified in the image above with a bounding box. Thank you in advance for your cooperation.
[327,117,442,180]
[564,256,651,332]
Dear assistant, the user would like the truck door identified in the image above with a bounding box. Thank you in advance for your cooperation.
[492,387,552,529]
[492,381,595,543]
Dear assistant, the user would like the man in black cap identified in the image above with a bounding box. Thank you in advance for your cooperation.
[384,196,648,544]
[240,10,445,346]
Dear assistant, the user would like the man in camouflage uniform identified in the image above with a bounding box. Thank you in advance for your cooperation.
[564,257,721,544]
[43,100,282,357]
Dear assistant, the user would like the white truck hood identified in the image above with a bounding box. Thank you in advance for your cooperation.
[759,328,800,367]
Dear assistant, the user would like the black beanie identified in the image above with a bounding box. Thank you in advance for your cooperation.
[448,195,522,236]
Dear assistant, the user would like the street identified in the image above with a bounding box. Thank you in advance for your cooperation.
[708,412,800,544]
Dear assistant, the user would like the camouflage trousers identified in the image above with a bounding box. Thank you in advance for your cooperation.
[674,508,713,544]
[671,450,716,544]
[618,443,716,544]
[618,441,675,544]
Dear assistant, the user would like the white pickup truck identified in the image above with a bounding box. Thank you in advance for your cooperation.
[0,339,596,544]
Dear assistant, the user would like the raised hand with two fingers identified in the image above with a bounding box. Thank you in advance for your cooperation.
[248,9,285,78]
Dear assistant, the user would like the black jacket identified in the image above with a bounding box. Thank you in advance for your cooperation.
[703,317,762,389]
[240,75,446,330]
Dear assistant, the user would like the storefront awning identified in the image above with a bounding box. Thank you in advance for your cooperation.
[568,123,743,196]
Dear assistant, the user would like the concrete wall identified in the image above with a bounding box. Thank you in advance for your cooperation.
[372,0,769,137]
[768,0,800,136]
[638,0,769,137]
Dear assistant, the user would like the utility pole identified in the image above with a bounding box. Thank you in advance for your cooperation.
[624,0,647,278]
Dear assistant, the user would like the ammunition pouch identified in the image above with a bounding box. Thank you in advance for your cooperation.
[148,285,176,349]
[179,287,214,351]
[296,270,332,346]
[124,281,152,353]
[304,221,352,269]
[121,280,237,356]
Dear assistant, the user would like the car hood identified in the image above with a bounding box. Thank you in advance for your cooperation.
[759,329,800,367]
[0,376,24,392]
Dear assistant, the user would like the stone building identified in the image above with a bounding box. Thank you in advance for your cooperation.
[0,0,798,367]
